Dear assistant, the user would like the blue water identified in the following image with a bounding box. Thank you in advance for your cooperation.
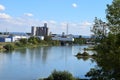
[0,45,96,80]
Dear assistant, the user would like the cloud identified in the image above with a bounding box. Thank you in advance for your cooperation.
[72,3,77,8]
[80,21,92,27]
[0,4,5,11]
[0,12,92,35]
[0,13,11,19]
[49,20,57,24]
[24,13,33,17]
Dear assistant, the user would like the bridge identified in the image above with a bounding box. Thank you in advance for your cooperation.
[52,36,74,45]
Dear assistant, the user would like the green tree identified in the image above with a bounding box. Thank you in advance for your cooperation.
[40,70,76,80]
[106,0,120,34]
[91,17,108,43]
[74,35,86,44]
[19,38,27,45]
[86,1,120,79]
[28,37,40,44]
[44,36,52,41]
[4,44,14,51]
[0,32,2,35]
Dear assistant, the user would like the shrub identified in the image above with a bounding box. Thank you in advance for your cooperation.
[28,37,39,44]
[15,42,23,47]
[41,70,76,80]
[4,44,14,51]
[19,38,27,45]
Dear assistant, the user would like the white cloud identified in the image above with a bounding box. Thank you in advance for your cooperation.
[24,13,33,17]
[49,20,57,24]
[60,22,67,26]
[72,3,77,8]
[0,4,5,11]
[70,23,77,27]
[0,13,11,19]
[80,21,92,27]
[0,12,92,35]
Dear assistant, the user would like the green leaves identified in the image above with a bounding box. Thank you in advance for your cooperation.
[106,0,120,34]
[91,17,107,43]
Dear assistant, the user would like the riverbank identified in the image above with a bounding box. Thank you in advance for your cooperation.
[0,41,60,52]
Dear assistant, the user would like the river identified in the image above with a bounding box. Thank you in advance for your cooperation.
[0,45,96,80]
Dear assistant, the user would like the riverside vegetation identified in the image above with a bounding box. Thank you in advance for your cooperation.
[0,35,87,51]
[0,36,60,51]
[85,0,120,79]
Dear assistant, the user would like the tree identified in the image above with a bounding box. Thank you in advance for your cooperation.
[44,36,52,41]
[86,1,120,79]
[91,17,108,42]
[28,37,40,44]
[106,0,120,34]
[4,44,14,51]
[0,32,2,35]
[40,70,76,80]
[19,38,27,45]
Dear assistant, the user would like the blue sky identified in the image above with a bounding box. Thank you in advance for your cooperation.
[0,0,112,36]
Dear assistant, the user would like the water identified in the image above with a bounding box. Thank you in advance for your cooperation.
[0,45,96,80]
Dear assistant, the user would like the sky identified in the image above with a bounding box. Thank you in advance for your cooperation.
[0,0,112,36]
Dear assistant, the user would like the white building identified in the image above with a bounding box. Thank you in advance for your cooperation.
[9,35,28,42]
[8,32,28,42]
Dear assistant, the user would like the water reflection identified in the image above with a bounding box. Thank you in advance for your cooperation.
[0,45,96,80]
[76,56,90,61]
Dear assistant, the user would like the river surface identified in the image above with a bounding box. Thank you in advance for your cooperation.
[0,45,97,80]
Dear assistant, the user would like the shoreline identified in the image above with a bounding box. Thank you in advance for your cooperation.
[0,42,51,52]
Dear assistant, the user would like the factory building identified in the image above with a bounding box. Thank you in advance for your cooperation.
[31,23,48,36]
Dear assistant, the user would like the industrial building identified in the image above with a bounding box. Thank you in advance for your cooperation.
[0,32,28,42]
[31,23,48,36]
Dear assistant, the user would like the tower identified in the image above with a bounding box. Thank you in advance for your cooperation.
[66,23,68,35]
[31,26,36,36]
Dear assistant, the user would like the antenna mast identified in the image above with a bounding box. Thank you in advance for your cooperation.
[66,23,68,35]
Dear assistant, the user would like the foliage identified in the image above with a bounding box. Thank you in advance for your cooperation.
[19,38,27,45]
[50,40,60,46]
[44,36,60,46]
[15,42,23,47]
[91,17,108,43]
[44,36,52,41]
[85,48,120,80]
[0,32,2,34]
[86,1,120,79]
[74,38,86,44]
[106,0,120,34]
[4,44,14,51]
[28,37,40,44]
[27,36,60,46]
[40,70,76,80]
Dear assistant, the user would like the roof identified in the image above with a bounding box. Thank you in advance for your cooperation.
[9,32,28,36]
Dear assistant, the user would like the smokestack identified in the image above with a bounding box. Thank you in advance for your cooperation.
[66,23,68,35]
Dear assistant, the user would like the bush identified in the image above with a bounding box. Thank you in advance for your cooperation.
[28,37,40,44]
[4,44,14,51]
[19,38,27,45]
[15,42,23,47]
[40,70,76,80]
